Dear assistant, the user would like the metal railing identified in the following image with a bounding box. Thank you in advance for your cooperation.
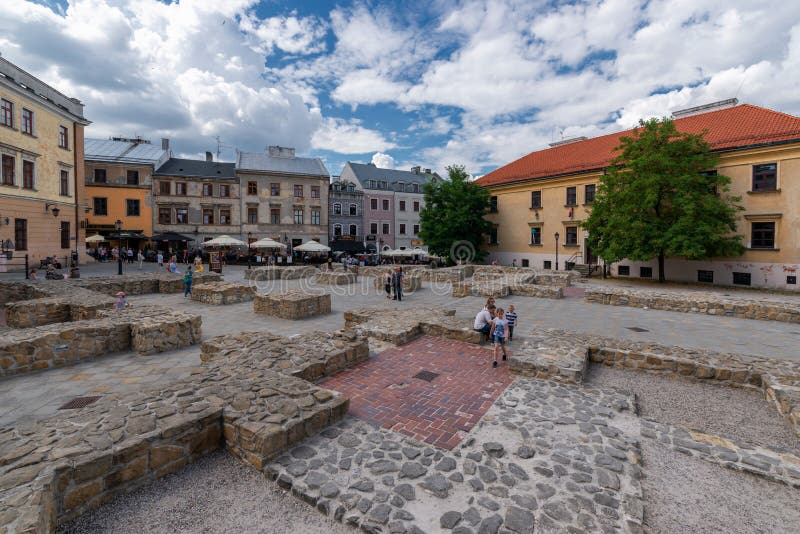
[0,253,29,278]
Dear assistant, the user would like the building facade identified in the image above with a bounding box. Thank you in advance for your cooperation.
[152,156,238,250]
[237,146,329,249]
[0,55,90,268]
[328,177,365,254]
[84,137,171,249]
[476,101,800,290]
[340,162,439,252]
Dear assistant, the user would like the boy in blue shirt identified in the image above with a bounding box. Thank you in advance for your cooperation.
[505,304,518,341]
[489,307,509,368]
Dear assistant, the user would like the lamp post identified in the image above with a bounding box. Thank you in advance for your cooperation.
[115,219,123,275]
[247,232,252,269]
[554,231,560,271]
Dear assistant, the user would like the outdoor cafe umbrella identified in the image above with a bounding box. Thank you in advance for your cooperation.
[293,241,331,253]
[199,235,246,247]
[249,237,286,249]
[85,234,105,243]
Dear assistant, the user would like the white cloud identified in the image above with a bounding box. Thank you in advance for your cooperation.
[240,12,327,55]
[311,118,397,154]
[371,152,396,168]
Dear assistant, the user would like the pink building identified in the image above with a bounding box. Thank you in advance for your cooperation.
[362,189,394,251]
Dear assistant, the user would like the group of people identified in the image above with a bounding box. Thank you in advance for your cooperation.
[473,298,518,368]
[382,267,406,301]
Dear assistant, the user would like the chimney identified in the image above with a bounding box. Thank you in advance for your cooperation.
[161,138,169,150]
[205,151,213,162]
[424,168,431,174]
[411,166,421,174]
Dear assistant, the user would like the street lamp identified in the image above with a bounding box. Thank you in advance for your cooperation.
[247,232,252,269]
[554,231,560,271]
[115,219,123,275]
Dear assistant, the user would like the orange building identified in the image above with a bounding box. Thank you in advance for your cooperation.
[84,137,170,252]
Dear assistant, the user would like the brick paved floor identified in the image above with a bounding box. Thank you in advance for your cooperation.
[319,335,513,449]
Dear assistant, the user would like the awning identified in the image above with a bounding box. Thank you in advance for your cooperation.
[331,240,365,253]
[151,232,195,242]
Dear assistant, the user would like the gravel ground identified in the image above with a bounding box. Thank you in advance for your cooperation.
[585,363,797,451]
[640,441,800,534]
[58,450,354,534]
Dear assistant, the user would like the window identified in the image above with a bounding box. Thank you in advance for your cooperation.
[247,181,257,195]
[159,207,172,224]
[584,184,596,204]
[489,227,498,244]
[159,181,171,195]
[219,209,231,225]
[176,208,188,224]
[333,203,342,215]
[697,270,714,283]
[59,170,69,196]
[566,186,577,206]
[22,108,33,135]
[521,259,529,267]
[94,169,107,183]
[751,222,775,249]
[640,266,653,278]
[60,222,70,249]
[413,224,419,235]
[349,224,357,236]
[382,199,389,210]
[294,184,304,197]
[126,170,139,185]
[202,208,214,224]
[370,198,378,210]
[270,183,280,196]
[349,204,357,216]
[1,155,14,185]
[412,184,420,193]
[543,260,552,269]
[219,184,230,197]
[311,209,320,225]
[382,223,389,234]
[399,224,406,235]
[787,276,796,285]
[413,201,420,212]
[93,197,108,216]
[176,182,187,196]
[565,226,578,245]
[370,223,378,235]
[59,126,68,149]
[733,272,751,286]
[247,207,258,224]
[531,191,542,208]
[489,196,498,212]
[126,199,140,217]
[399,200,406,211]
[530,227,541,245]
[1,99,12,127]
[22,161,34,189]
[14,219,27,251]
[311,186,320,198]
[333,224,342,237]
[752,163,777,192]
[270,208,281,224]
[293,208,304,225]
[202,183,213,196]
[618,266,630,276]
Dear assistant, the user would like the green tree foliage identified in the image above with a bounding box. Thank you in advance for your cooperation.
[583,118,744,282]
[419,164,493,263]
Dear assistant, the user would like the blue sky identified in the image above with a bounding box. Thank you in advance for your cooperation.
[4,0,799,177]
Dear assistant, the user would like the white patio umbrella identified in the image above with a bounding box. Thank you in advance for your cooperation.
[200,235,245,247]
[249,237,286,249]
[293,241,331,253]
[392,248,415,257]
[85,234,105,243]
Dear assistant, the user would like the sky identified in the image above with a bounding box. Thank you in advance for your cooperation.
[2,0,799,177]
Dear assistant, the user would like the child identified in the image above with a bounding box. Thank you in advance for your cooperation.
[384,270,392,298]
[505,304,518,341]
[489,307,509,368]
[183,266,194,297]
[115,291,127,310]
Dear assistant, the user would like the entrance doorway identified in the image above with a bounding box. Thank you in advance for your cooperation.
[584,237,595,265]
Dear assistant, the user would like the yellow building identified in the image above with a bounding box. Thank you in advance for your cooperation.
[476,101,800,290]
[84,137,170,252]
[0,55,90,270]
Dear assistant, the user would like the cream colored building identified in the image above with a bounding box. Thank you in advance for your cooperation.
[0,56,90,270]
[477,102,800,290]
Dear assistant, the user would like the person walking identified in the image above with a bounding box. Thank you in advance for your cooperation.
[157,251,164,269]
[183,266,194,297]
[127,247,134,263]
[137,250,145,270]
[489,307,509,368]
[384,269,392,299]
[392,266,404,301]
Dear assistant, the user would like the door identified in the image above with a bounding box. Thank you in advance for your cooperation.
[584,237,595,265]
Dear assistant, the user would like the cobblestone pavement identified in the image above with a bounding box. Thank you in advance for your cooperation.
[320,336,513,449]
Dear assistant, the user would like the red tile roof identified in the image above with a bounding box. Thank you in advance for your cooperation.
[476,104,800,188]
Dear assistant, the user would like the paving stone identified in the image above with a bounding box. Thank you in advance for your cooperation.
[401,461,427,479]
[504,506,534,534]
[441,511,463,529]
[510,494,537,511]
[515,446,535,459]
[464,507,482,526]
[478,465,498,483]
[419,473,452,498]
[483,442,505,458]
[368,503,392,524]
[350,479,375,492]
[304,470,328,489]
[436,457,457,472]
[477,495,501,511]
[477,514,503,534]
[393,483,416,501]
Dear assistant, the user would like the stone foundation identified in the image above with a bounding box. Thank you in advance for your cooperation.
[372,273,422,292]
[584,287,800,323]
[511,284,564,299]
[253,290,331,320]
[191,283,255,305]
[452,281,511,298]
[344,307,482,345]
[243,266,318,281]
[314,271,357,285]
[533,272,575,287]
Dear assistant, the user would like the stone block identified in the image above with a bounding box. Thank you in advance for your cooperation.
[314,271,358,285]
[191,282,255,305]
[254,290,331,320]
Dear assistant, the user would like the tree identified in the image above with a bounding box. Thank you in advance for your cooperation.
[583,118,744,283]
[419,164,493,263]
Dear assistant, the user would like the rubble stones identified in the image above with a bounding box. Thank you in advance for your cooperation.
[344,307,481,345]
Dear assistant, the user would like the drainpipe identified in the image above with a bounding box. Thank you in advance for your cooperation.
[73,121,79,267]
